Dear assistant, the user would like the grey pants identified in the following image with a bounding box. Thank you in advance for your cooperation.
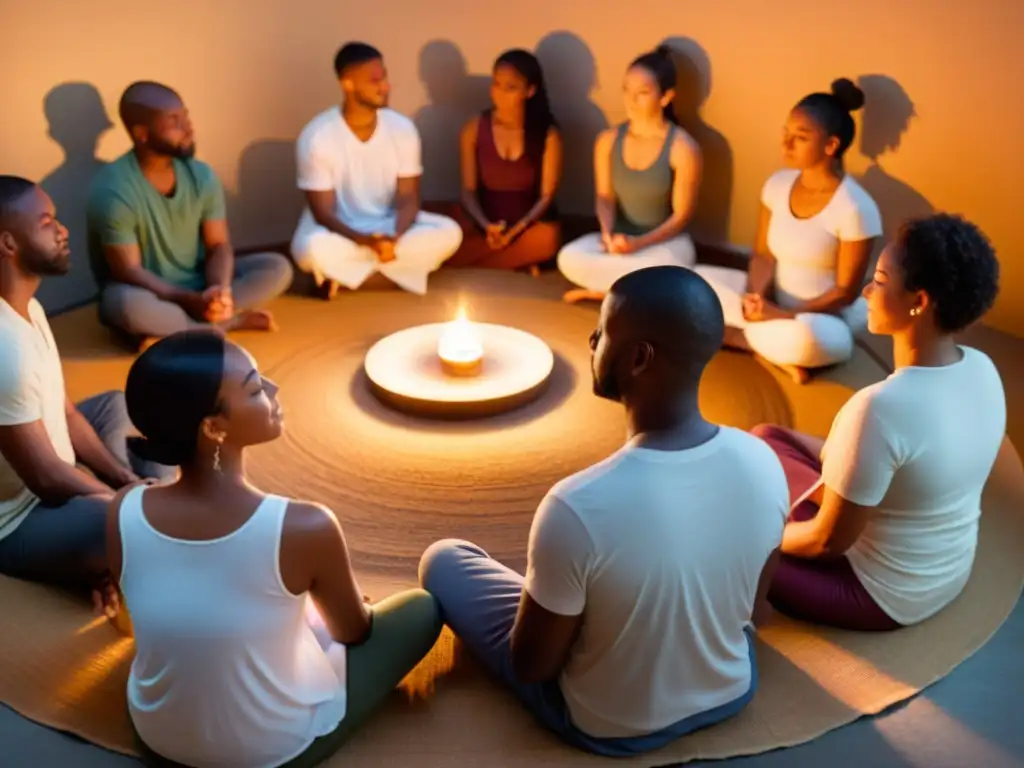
[0,391,174,589]
[99,251,294,339]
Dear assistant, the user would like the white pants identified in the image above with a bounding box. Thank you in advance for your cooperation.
[694,264,866,369]
[290,210,462,295]
[557,232,697,294]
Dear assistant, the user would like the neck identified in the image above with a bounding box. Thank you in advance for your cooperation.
[891,327,961,370]
[342,100,377,128]
[177,450,247,495]
[133,146,174,174]
[799,162,842,190]
[629,114,668,137]
[492,104,525,128]
[624,390,712,448]
[0,264,40,318]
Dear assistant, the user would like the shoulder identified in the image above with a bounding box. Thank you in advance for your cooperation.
[595,126,619,152]
[547,449,632,510]
[298,108,341,144]
[961,346,1005,393]
[181,158,220,189]
[26,299,51,329]
[380,108,419,137]
[760,169,799,208]
[283,498,343,536]
[460,114,481,143]
[719,427,789,483]
[836,175,881,219]
[89,153,136,197]
[670,126,700,156]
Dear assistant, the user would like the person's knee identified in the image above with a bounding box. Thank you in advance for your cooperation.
[404,588,444,637]
[418,538,477,593]
[749,423,786,442]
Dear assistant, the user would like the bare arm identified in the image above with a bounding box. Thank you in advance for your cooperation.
[507,128,564,240]
[65,398,135,488]
[630,131,702,250]
[201,219,234,289]
[280,502,372,645]
[0,422,113,505]
[393,175,420,240]
[458,118,491,231]
[510,592,584,684]
[787,238,876,315]
[103,242,198,305]
[781,487,871,559]
[305,190,374,245]
[746,204,776,297]
[593,129,617,238]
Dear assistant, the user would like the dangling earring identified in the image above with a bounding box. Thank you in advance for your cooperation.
[909,307,922,317]
[213,437,224,473]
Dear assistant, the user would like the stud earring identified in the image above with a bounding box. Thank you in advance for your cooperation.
[909,307,921,317]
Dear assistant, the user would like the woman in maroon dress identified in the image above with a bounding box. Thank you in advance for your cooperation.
[443,49,563,271]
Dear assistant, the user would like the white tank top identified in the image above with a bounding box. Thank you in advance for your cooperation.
[118,485,347,768]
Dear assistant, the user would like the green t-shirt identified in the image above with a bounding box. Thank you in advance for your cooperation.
[87,151,226,289]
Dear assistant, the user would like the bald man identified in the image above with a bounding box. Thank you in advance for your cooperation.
[86,81,293,348]
[420,266,788,755]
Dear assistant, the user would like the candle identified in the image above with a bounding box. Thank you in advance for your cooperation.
[438,307,484,376]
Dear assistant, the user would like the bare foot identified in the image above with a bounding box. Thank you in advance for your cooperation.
[137,336,160,353]
[563,289,605,304]
[318,279,340,300]
[780,363,810,385]
[528,265,541,278]
[229,309,278,333]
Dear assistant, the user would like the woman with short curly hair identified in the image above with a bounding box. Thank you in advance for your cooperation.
[750,213,1005,631]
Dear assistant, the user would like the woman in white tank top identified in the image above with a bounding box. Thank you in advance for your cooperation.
[695,78,882,384]
[106,331,441,767]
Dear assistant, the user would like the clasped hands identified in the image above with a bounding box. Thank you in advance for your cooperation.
[741,292,793,322]
[600,231,638,255]
[181,285,235,323]
[484,221,523,251]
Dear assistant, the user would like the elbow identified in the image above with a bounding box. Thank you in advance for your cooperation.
[339,608,373,646]
[509,641,555,685]
[26,474,71,507]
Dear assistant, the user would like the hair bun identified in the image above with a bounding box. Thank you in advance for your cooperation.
[127,436,187,468]
[830,78,865,112]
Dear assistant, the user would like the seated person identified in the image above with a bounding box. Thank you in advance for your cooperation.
[291,42,462,298]
[694,79,881,384]
[558,48,701,304]
[754,214,1004,631]
[112,330,442,767]
[438,49,562,272]
[87,82,294,350]
[0,176,173,599]
[420,266,787,756]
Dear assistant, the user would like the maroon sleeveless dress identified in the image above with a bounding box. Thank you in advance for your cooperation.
[441,113,561,270]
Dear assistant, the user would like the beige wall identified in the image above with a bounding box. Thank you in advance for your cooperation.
[3,0,1022,334]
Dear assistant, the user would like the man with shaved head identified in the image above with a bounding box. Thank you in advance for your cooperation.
[290,42,462,298]
[420,266,788,754]
[0,176,173,599]
[86,81,293,349]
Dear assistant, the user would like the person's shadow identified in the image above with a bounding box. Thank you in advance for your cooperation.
[412,40,491,205]
[38,82,115,312]
[852,75,934,245]
[225,140,304,253]
[535,31,609,217]
[660,37,733,247]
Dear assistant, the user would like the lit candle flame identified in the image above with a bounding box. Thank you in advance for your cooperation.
[438,307,483,363]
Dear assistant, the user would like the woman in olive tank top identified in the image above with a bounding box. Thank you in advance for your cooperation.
[437,49,563,271]
[557,48,702,303]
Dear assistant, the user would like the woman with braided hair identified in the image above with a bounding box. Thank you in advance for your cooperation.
[752,213,1005,631]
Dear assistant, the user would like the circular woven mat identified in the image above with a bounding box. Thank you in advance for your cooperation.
[243,272,793,585]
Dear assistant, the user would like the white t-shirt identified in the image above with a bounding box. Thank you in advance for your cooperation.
[761,169,882,317]
[0,298,75,540]
[821,346,1006,625]
[525,427,788,738]
[295,106,422,235]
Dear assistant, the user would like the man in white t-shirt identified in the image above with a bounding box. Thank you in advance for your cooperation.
[290,42,462,298]
[0,176,174,599]
[419,266,788,755]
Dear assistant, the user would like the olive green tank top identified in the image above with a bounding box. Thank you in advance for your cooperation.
[611,122,675,236]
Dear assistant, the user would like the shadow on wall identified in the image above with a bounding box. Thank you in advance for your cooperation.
[225,139,305,252]
[413,40,492,204]
[37,82,115,313]
[854,75,934,244]
[535,31,608,216]
[660,37,733,246]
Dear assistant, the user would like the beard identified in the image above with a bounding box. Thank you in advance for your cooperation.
[22,242,71,277]
[591,357,622,402]
[148,136,196,160]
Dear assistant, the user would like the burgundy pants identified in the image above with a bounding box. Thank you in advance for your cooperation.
[751,424,901,632]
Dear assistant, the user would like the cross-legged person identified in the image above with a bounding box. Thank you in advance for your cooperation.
[87,82,294,350]
[420,266,788,756]
[113,331,442,767]
[754,214,1005,631]
[291,42,462,298]
[0,176,173,601]
[557,48,702,304]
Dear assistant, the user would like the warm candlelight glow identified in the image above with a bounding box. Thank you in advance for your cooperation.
[438,307,484,376]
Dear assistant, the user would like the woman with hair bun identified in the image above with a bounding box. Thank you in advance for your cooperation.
[696,78,882,383]
[107,330,442,767]
[557,47,702,303]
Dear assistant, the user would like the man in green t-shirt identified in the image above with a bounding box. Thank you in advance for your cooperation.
[87,81,293,348]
